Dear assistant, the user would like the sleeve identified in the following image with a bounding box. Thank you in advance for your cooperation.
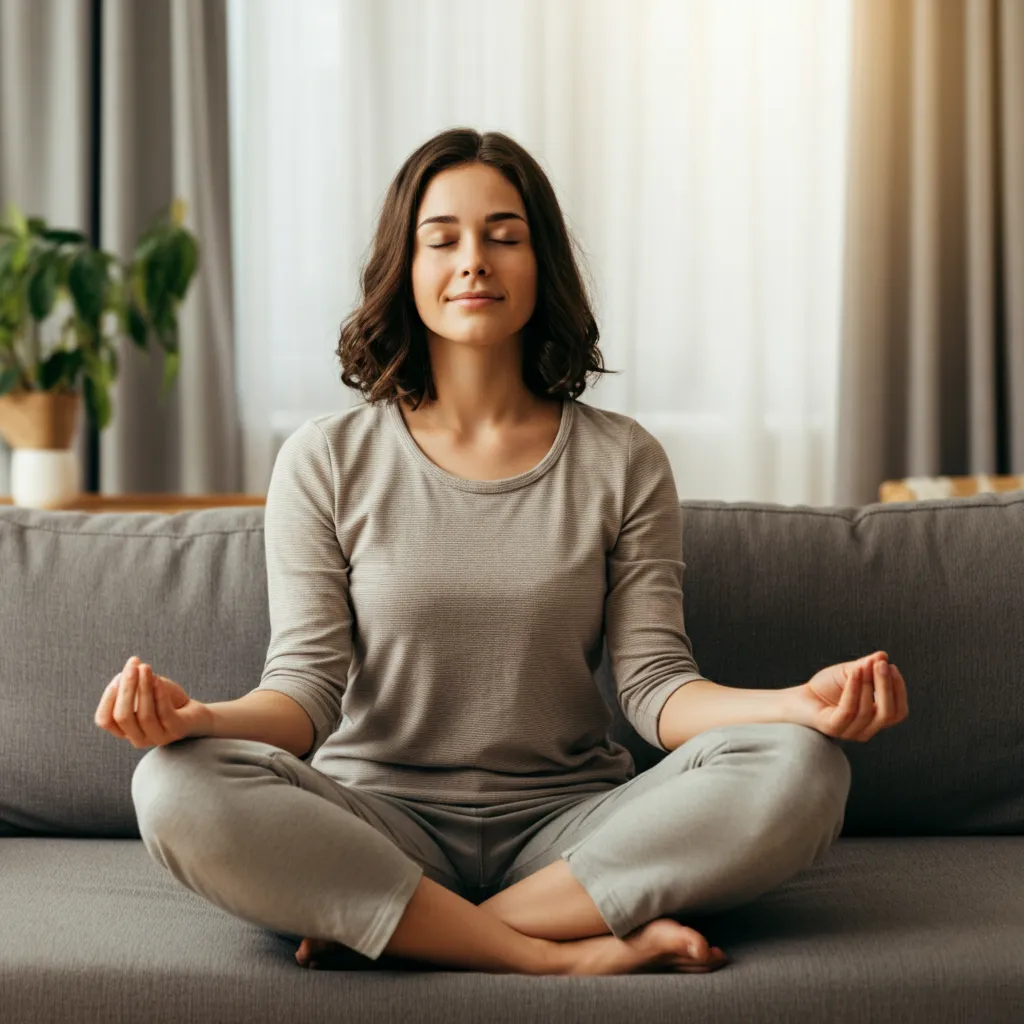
[605,419,709,751]
[249,419,353,762]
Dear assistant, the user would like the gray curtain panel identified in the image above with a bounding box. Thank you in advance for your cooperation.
[0,0,240,495]
[836,0,1024,505]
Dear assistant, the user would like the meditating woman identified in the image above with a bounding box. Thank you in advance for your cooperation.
[96,127,909,977]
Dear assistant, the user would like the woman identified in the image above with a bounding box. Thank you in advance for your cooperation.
[99,128,908,977]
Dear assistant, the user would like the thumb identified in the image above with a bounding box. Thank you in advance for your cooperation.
[151,676,173,724]
[154,674,188,709]
[152,678,192,739]
[154,676,206,733]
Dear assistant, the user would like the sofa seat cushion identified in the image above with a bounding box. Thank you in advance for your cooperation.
[2,836,1021,1023]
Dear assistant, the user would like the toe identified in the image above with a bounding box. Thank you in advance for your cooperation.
[679,929,710,960]
[296,937,322,965]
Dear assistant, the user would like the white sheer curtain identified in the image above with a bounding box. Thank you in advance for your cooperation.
[226,0,852,504]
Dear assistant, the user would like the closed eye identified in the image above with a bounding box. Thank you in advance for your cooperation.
[427,240,520,248]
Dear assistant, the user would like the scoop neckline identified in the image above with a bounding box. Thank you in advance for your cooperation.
[386,398,575,493]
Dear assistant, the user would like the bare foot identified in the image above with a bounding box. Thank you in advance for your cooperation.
[295,935,349,969]
[296,921,731,975]
[560,918,731,976]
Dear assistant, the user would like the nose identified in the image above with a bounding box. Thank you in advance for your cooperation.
[459,235,490,279]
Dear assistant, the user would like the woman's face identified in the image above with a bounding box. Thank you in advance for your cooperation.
[411,162,537,349]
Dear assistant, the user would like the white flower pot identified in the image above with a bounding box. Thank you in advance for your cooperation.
[10,447,81,508]
[0,389,82,508]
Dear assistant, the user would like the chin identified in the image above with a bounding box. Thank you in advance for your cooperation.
[441,325,513,345]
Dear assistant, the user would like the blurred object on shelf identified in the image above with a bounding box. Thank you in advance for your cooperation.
[879,475,1024,503]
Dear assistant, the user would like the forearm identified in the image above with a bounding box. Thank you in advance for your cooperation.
[655,679,795,751]
[197,689,315,760]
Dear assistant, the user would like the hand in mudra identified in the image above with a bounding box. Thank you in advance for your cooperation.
[94,655,212,749]
[786,651,909,742]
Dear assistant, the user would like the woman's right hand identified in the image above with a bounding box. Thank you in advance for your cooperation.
[94,655,213,749]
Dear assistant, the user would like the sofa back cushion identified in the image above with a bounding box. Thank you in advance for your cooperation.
[596,493,1024,837]
[2,492,1022,838]
[0,507,270,838]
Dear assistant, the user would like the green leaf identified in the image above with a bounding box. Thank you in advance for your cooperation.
[5,204,27,237]
[144,246,172,319]
[106,274,123,309]
[27,257,59,320]
[130,264,149,318]
[83,373,111,430]
[38,350,71,390]
[82,347,102,380]
[152,304,176,347]
[153,310,178,351]
[96,347,114,388]
[46,346,83,389]
[0,289,20,327]
[160,348,179,402]
[133,232,162,265]
[1,283,23,323]
[0,367,20,396]
[127,302,148,349]
[166,232,199,299]
[10,238,28,274]
[67,248,109,325]
[0,238,17,278]
[53,253,70,289]
[60,348,85,388]
[42,229,87,245]
[103,343,118,380]
[26,217,48,236]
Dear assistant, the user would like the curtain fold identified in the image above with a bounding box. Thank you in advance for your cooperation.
[0,0,240,496]
[836,0,1024,505]
[0,0,93,494]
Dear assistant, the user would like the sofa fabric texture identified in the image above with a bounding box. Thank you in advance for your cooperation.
[1,491,1022,1022]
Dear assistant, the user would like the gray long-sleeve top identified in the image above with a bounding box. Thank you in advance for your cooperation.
[250,397,708,805]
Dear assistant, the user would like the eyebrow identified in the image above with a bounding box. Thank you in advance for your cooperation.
[416,212,527,230]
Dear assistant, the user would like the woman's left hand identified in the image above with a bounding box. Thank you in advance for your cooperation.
[784,651,909,742]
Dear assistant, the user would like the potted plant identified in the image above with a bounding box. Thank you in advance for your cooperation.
[0,199,199,507]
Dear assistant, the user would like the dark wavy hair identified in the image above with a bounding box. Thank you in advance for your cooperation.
[335,127,618,410]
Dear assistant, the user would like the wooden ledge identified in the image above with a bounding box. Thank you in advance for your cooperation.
[0,494,267,514]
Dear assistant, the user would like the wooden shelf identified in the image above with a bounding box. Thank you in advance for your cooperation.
[879,475,1024,502]
[0,493,266,514]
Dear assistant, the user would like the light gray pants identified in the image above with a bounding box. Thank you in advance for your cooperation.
[131,721,850,962]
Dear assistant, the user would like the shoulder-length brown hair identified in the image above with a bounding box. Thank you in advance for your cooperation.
[336,127,618,409]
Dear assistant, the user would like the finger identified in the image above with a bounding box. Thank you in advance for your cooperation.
[114,657,146,746]
[844,652,879,685]
[152,674,175,733]
[136,665,168,745]
[891,665,909,720]
[100,654,148,738]
[860,655,876,712]
[95,675,127,738]
[860,650,888,672]
[854,660,875,734]
[873,658,893,722]
[837,662,862,728]
[857,658,893,741]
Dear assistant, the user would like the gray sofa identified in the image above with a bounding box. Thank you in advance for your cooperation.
[2,492,1022,1023]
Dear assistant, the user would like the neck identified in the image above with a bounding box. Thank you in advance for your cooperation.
[405,330,552,435]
